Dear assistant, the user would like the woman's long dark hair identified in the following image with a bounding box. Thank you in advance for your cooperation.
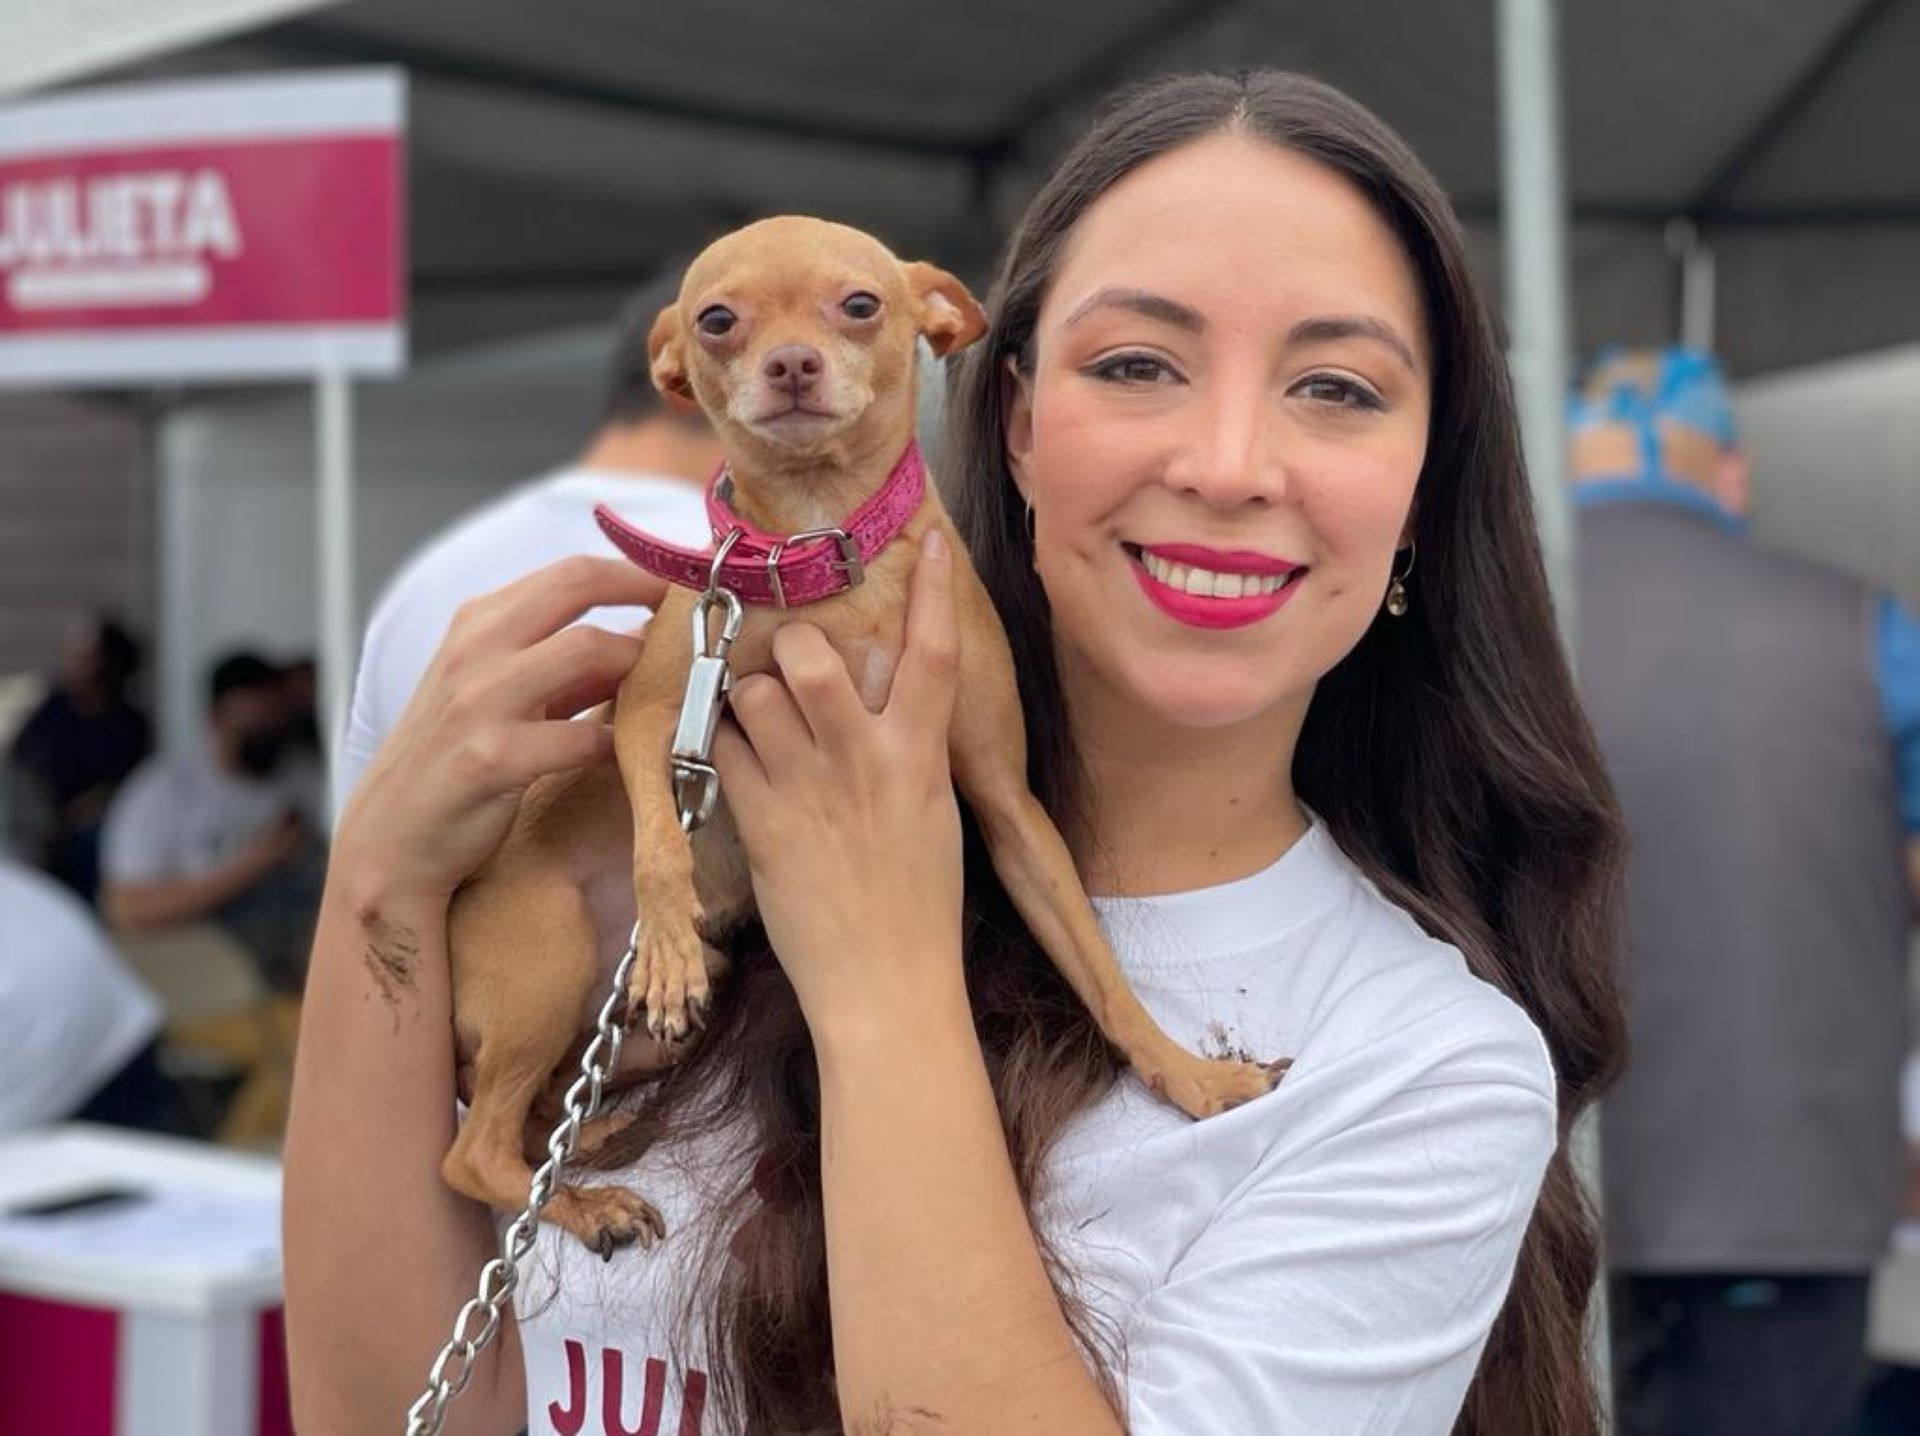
[589,69,1627,1435]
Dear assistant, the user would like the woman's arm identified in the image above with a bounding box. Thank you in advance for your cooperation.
[282,555,670,1435]
[714,532,1121,1432]
[282,860,522,1435]
[814,993,1123,1435]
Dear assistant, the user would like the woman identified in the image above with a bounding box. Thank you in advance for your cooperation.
[285,70,1623,1434]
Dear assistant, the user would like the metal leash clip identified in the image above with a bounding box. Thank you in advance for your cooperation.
[671,529,744,830]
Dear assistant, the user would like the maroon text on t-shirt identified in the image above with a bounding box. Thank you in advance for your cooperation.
[547,1339,708,1436]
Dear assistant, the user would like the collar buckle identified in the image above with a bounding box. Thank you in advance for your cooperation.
[764,527,864,609]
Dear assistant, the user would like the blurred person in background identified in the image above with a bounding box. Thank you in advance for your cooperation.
[274,654,328,823]
[280,655,322,763]
[100,651,324,994]
[1570,346,1920,1436]
[0,854,177,1135]
[331,272,723,812]
[6,614,152,902]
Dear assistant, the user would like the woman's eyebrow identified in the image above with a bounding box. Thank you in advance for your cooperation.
[1063,287,1206,334]
[1288,314,1420,374]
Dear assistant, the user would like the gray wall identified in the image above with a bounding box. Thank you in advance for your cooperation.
[1735,343,1920,610]
[0,393,153,682]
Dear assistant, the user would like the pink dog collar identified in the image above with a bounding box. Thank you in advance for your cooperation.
[595,442,926,608]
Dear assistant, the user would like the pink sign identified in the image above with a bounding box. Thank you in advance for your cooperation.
[0,70,406,384]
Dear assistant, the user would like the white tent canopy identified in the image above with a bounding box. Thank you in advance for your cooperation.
[0,0,332,96]
[8,0,1916,775]
[12,0,1915,378]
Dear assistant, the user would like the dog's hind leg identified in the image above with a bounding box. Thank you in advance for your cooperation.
[519,1025,699,1165]
[444,875,667,1257]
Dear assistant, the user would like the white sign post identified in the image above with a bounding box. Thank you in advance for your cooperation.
[316,359,355,787]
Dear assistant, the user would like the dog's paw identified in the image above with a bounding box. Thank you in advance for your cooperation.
[1141,1053,1289,1120]
[556,1184,668,1261]
[627,917,707,1043]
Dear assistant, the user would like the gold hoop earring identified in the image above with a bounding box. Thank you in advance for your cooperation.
[1385,542,1416,617]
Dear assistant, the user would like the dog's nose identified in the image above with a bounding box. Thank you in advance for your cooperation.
[763,345,823,395]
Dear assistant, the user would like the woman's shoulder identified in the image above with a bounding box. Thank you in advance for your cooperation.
[1287,830,1557,1108]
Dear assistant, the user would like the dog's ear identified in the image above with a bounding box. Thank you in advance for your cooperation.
[647,304,699,410]
[904,261,988,359]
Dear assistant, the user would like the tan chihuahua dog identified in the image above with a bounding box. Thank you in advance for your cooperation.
[442,217,1282,1257]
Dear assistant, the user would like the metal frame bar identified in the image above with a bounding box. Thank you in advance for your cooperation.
[1685,0,1901,220]
[1453,200,1920,227]
[971,0,1245,164]
[275,2,1244,187]
[271,19,978,158]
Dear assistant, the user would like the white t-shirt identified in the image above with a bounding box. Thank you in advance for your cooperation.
[102,743,305,885]
[514,821,1558,1435]
[0,858,163,1132]
[333,466,711,814]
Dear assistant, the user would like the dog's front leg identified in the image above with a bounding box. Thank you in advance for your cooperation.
[612,602,715,1043]
[943,573,1284,1118]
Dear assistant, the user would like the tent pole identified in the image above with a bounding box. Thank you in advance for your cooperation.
[156,405,198,760]
[1498,0,1575,640]
[1667,219,1719,353]
[315,361,355,823]
[1498,0,1613,1419]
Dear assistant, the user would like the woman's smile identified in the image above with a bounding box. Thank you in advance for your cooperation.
[1121,541,1308,630]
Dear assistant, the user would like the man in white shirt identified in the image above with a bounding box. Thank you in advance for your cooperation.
[0,856,168,1134]
[101,651,322,992]
[333,276,723,810]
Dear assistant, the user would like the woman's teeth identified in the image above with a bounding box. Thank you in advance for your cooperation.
[1139,549,1289,598]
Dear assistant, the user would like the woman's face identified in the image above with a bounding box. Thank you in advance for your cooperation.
[1007,132,1432,739]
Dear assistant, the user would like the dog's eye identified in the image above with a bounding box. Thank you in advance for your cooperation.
[696,306,737,337]
[842,292,881,321]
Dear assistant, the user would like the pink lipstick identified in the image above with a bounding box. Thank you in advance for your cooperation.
[1126,543,1304,631]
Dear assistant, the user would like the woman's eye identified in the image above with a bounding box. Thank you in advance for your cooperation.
[1296,374,1384,410]
[1091,353,1177,385]
[696,306,737,337]
[842,292,882,320]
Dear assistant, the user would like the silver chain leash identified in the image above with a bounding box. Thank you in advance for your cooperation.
[406,554,743,1435]
[404,921,641,1435]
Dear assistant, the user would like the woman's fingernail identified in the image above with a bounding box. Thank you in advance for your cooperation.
[923,528,947,560]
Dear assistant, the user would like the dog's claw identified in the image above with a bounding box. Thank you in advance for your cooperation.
[570,1187,668,1261]
[629,913,707,1047]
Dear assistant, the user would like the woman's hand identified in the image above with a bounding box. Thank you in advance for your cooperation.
[712,529,966,1040]
[336,556,668,907]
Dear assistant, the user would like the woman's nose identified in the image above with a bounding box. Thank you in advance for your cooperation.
[1166,384,1286,508]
